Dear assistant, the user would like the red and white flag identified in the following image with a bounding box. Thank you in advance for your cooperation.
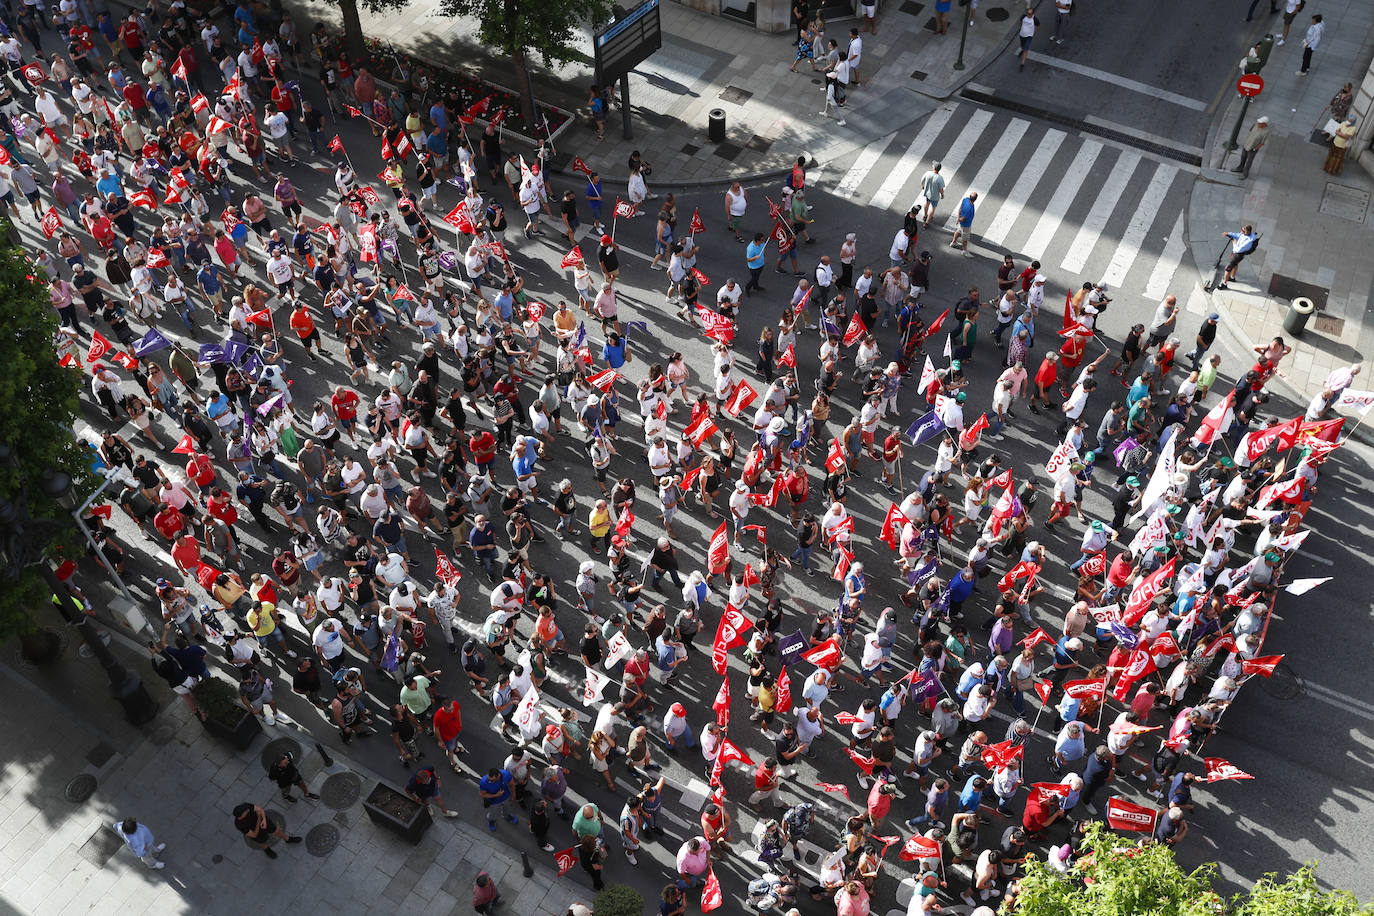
[1029,782,1073,804]
[582,667,612,706]
[614,197,635,218]
[689,208,706,234]
[1110,647,1158,702]
[777,344,796,368]
[712,677,731,727]
[878,504,904,550]
[554,847,580,877]
[775,667,793,714]
[842,312,867,347]
[144,247,170,269]
[1193,391,1235,446]
[525,301,547,324]
[560,246,584,268]
[1020,626,1055,649]
[766,196,785,221]
[815,782,850,798]
[85,331,113,363]
[825,438,847,474]
[997,560,1040,594]
[835,712,864,725]
[1105,797,1159,833]
[20,62,46,86]
[1245,416,1302,463]
[189,92,210,114]
[1063,677,1107,700]
[40,206,62,239]
[723,380,758,418]
[708,520,730,575]
[1204,757,1254,782]
[685,412,719,447]
[900,834,942,862]
[1202,634,1237,659]
[1122,558,1176,626]
[129,188,158,209]
[434,548,462,586]
[459,94,492,124]
[206,115,232,134]
[694,305,736,342]
[570,156,593,176]
[1034,680,1054,704]
[442,200,476,233]
[801,637,841,670]
[614,506,634,538]
[586,368,618,392]
[1078,551,1107,577]
[847,749,878,774]
[702,868,722,912]
[980,739,1024,770]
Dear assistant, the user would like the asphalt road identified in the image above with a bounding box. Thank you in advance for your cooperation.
[44,42,1374,915]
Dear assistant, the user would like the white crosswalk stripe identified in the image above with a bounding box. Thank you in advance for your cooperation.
[980,128,1066,247]
[925,108,993,199]
[1144,212,1188,300]
[868,106,955,211]
[1022,141,1103,261]
[941,117,1030,232]
[835,134,896,198]
[1100,161,1178,287]
[1060,148,1141,274]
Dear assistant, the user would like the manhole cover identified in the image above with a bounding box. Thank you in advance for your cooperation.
[260,737,303,772]
[13,627,69,669]
[212,853,224,864]
[321,772,362,810]
[1314,314,1345,335]
[1319,182,1369,223]
[718,85,753,105]
[986,7,1011,22]
[64,774,98,804]
[1265,663,1302,700]
[306,823,340,857]
[150,723,177,746]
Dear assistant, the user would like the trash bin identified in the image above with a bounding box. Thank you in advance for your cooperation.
[1283,297,1315,336]
[708,109,726,143]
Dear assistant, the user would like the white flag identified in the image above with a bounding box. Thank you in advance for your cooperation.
[943,331,952,361]
[1335,388,1374,416]
[1270,529,1311,552]
[604,630,634,670]
[1045,440,1079,484]
[1132,434,1176,523]
[1284,576,1332,596]
[514,685,541,733]
[582,667,612,706]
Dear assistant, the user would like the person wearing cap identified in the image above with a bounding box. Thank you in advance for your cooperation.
[596,234,620,282]
[728,478,751,548]
[1183,312,1221,373]
[663,702,697,751]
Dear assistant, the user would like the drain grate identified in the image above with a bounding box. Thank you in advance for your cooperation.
[680,143,700,156]
[718,85,753,105]
[1318,182,1369,223]
[78,827,123,867]
[306,823,340,857]
[321,772,362,810]
[911,69,929,81]
[899,0,924,14]
[1264,663,1302,700]
[64,774,98,804]
[260,737,303,772]
[1314,314,1345,335]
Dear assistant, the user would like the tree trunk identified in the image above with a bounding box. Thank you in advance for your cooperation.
[511,51,536,135]
[340,0,367,60]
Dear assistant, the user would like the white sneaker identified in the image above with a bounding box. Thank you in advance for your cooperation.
[154,843,167,852]
[1276,38,1285,45]
[626,852,638,865]
[150,861,165,869]
[443,811,459,818]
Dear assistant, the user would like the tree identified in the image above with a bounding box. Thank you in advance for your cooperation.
[1233,865,1374,916]
[1013,823,1223,916]
[336,0,413,60]
[0,220,91,640]
[439,0,613,130]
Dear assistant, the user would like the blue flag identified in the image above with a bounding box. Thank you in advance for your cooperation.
[626,320,648,336]
[438,250,458,271]
[796,410,814,451]
[240,353,263,381]
[906,410,946,447]
[821,316,841,338]
[574,321,586,349]
[221,337,248,366]
[197,343,226,364]
[380,628,401,672]
[907,556,939,587]
[778,630,808,667]
[1109,621,1139,649]
[132,328,171,358]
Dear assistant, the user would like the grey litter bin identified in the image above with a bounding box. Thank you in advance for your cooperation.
[708,109,726,143]
[1283,297,1315,336]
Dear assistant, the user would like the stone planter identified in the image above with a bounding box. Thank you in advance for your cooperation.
[363,782,433,844]
[201,706,264,751]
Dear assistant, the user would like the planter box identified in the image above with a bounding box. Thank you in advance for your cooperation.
[201,707,263,751]
[363,782,433,844]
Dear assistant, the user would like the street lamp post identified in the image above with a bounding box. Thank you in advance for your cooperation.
[0,448,157,725]
[953,0,973,71]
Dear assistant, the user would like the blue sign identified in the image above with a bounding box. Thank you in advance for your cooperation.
[906,410,946,447]
[778,630,807,667]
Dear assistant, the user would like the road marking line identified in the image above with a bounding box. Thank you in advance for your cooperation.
[1303,678,1374,721]
[980,128,1067,247]
[868,106,956,211]
[1060,148,1141,274]
[941,117,1031,232]
[926,108,994,203]
[835,133,896,198]
[1023,141,1101,260]
[1026,52,1209,111]
[1101,161,1178,287]
[1145,212,1188,300]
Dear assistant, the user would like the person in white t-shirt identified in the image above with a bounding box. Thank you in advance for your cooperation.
[266,252,295,300]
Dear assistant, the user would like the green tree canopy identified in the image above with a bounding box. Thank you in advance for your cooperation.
[1233,865,1374,916]
[0,223,90,638]
[335,0,413,60]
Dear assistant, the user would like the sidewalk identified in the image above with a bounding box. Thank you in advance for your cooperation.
[0,623,589,916]
[1188,0,1374,417]
[286,0,1017,183]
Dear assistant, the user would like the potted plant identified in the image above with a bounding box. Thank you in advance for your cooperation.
[191,675,262,751]
[362,782,433,844]
[593,885,645,916]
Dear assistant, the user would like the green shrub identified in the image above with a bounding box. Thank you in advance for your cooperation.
[593,884,645,916]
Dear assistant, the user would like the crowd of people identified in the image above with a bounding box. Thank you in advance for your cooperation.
[16,0,1351,913]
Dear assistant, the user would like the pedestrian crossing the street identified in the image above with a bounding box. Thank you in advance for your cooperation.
[832,103,1192,298]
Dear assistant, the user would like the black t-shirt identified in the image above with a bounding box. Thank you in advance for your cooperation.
[561,198,577,222]
[774,731,799,759]
[555,491,576,514]
[150,649,187,686]
[598,244,619,272]
[293,664,321,693]
[392,716,416,742]
[581,635,602,666]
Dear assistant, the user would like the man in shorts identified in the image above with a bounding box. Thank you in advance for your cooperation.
[918,161,946,227]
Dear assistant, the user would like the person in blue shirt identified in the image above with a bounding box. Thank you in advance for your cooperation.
[947,565,976,618]
[468,516,499,580]
[744,232,767,295]
[951,189,978,251]
[406,766,460,817]
[906,777,949,829]
[493,285,514,324]
[602,332,626,370]
[1168,771,1198,811]
[1217,224,1259,289]
[477,767,518,830]
[95,169,122,200]
[585,171,604,233]
[958,774,987,814]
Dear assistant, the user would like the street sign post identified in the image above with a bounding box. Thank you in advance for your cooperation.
[1237,74,1264,97]
[594,0,663,141]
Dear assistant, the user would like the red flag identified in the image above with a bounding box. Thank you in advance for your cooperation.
[1058,321,1094,338]
[58,352,81,370]
[1190,390,1232,446]
[172,434,196,455]
[1245,416,1302,463]
[86,504,114,521]
[1148,631,1181,667]
[966,412,991,438]
[189,92,209,114]
[719,739,754,767]
[815,782,850,798]
[1029,782,1073,805]
[842,312,867,347]
[554,846,579,877]
[345,103,364,118]
[1110,647,1158,702]
[691,267,710,286]
[434,548,462,586]
[614,197,635,218]
[776,667,793,714]
[1241,654,1284,677]
[380,136,395,161]
[878,504,904,550]
[770,219,791,248]
[708,521,730,575]
[831,546,853,581]
[614,506,634,538]
[980,739,1024,770]
[1105,797,1160,833]
[791,286,812,317]
[997,560,1040,594]
[443,201,477,234]
[712,677,731,727]
[766,196,785,221]
[163,185,184,206]
[245,308,273,328]
[847,749,878,774]
[21,62,46,86]
[922,307,951,341]
[1078,551,1106,577]
[801,637,841,669]
[723,380,758,418]
[40,206,62,239]
[1020,626,1054,649]
[1256,477,1306,508]
[128,188,158,209]
[395,133,414,161]
[586,368,618,392]
[193,561,221,590]
[1034,680,1054,704]
[524,301,547,325]
[85,331,113,363]
[205,115,232,135]
[685,413,719,447]
[835,712,863,725]
[987,467,1013,489]
[570,156,593,176]
[391,284,418,303]
[702,868,722,912]
[777,344,796,368]
[765,475,785,510]
[825,438,847,474]
[460,95,492,124]
[1121,558,1176,626]
[1203,633,1238,659]
[560,246,584,268]
[108,351,138,370]
[1204,757,1254,782]
[900,834,942,861]
[145,247,170,269]
[689,208,706,234]
[695,305,735,343]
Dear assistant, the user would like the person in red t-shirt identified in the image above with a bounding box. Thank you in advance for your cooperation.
[432,699,467,769]
[121,81,149,124]
[1028,351,1060,414]
[748,758,782,809]
[468,429,497,474]
[153,504,186,541]
[290,304,321,359]
[206,489,240,531]
[185,452,216,493]
[170,532,201,574]
[330,385,360,441]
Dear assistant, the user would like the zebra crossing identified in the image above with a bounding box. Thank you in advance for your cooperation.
[832,102,1193,299]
